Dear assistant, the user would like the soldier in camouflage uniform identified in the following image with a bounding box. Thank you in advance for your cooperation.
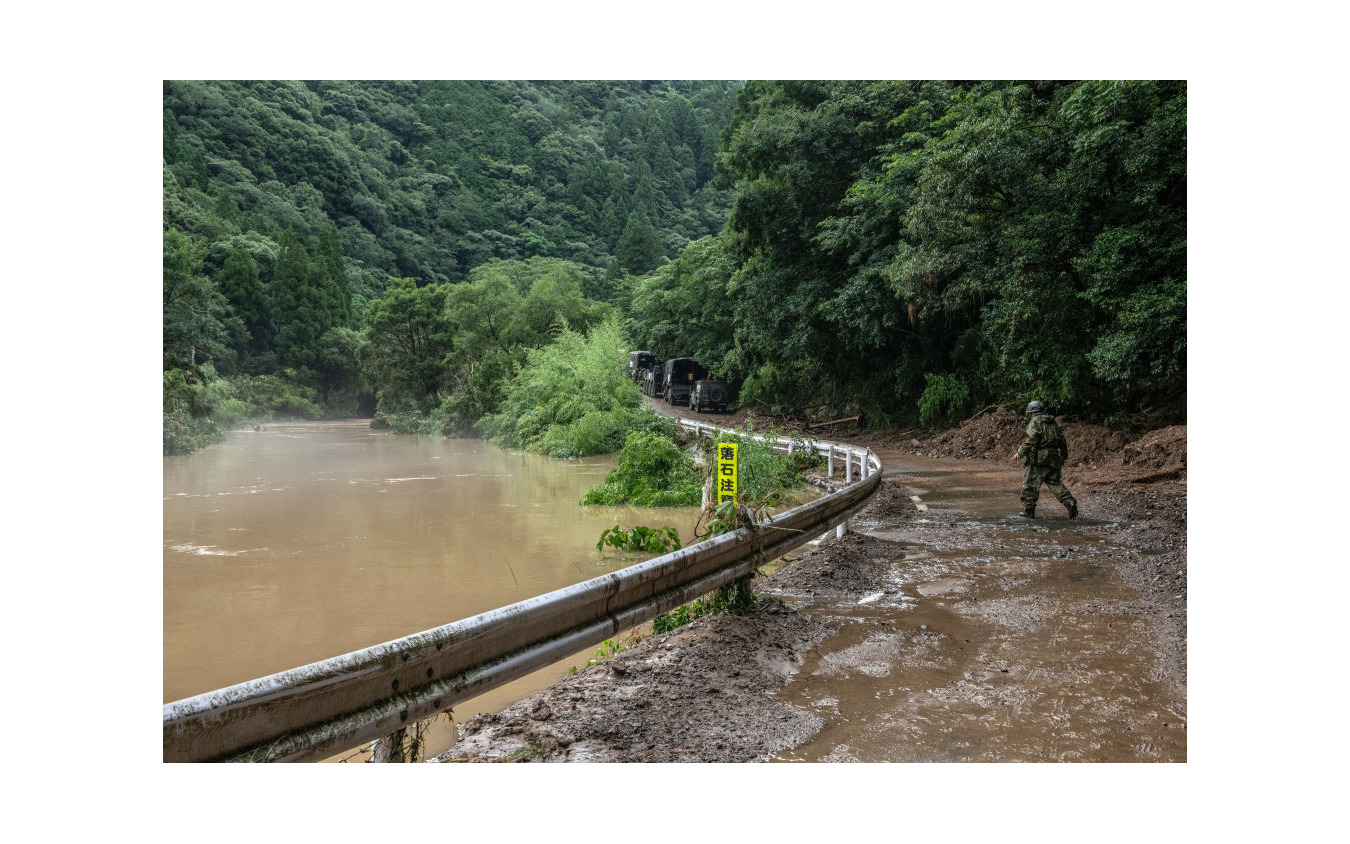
[1012,401,1078,519]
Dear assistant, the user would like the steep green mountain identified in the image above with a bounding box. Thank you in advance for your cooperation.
[162,80,742,453]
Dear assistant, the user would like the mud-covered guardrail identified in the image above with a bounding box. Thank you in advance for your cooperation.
[163,421,881,762]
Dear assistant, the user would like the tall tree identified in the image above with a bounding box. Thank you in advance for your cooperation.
[216,245,269,358]
[615,213,665,274]
[163,229,231,368]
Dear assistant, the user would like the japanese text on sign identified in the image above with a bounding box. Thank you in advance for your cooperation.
[716,442,737,504]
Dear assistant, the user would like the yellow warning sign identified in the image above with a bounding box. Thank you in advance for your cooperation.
[716,442,737,504]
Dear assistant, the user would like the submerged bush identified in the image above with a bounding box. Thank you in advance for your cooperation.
[580,430,703,507]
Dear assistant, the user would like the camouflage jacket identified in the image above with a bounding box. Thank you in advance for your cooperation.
[1017,413,1068,466]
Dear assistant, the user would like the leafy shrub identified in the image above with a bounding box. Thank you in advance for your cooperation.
[917,372,972,427]
[567,640,627,674]
[652,576,756,634]
[479,316,647,457]
[785,434,824,475]
[163,368,224,455]
[596,525,682,554]
[580,430,702,507]
[706,421,808,503]
[226,373,325,419]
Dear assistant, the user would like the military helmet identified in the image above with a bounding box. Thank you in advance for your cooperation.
[1026,400,1046,414]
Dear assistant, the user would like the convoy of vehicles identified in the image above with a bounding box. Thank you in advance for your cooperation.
[632,352,733,413]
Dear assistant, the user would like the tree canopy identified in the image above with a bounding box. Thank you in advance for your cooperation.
[626,80,1186,426]
[164,79,1186,455]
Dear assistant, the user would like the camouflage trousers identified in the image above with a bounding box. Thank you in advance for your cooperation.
[1022,462,1075,509]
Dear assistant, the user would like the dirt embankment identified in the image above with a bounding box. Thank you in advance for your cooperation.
[852,405,1187,487]
[435,601,830,763]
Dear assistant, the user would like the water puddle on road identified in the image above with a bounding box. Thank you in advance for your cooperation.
[769,454,1186,762]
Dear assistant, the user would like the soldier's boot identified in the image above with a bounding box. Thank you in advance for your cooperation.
[1065,498,1078,519]
[1020,504,1035,519]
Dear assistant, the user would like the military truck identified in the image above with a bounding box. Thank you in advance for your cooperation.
[643,367,664,398]
[628,351,656,382]
[662,357,707,406]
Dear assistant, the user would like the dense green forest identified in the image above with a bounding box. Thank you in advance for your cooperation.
[163,80,1185,456]
[627,81,1186,428]
[163,80,741,452]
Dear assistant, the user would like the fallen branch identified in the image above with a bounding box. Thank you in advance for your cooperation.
[808,415,860,429]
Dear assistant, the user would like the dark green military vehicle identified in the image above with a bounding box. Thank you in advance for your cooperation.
[661,357,707,406]
[689,379,731,413]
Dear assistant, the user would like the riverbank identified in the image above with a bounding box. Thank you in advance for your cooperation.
[433,409,1187,762]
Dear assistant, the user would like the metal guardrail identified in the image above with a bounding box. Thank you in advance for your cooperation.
[163,420,882,762]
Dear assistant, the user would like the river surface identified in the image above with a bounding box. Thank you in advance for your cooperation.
[163,420,701,761]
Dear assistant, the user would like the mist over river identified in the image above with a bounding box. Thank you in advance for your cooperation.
[163,420,701,757]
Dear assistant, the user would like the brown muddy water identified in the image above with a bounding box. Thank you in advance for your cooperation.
[767,455,1186,762]
[163,420,701,761]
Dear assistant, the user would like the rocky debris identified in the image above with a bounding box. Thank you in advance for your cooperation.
[760,532,906,599]
[855,475,926,522]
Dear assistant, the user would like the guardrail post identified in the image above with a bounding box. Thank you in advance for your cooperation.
[836,520,847,538]
[845,449,853,484]
[827,447,834,478]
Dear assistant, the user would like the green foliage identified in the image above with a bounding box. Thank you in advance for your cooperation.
[596,524,682,554]
[707,422,806,503]
[623,233,737,372]
[568,640,626,674]
[226,373,326,419]
[163,229,232,370]
[479,316,646,457]
[660,79,1189,425]
[917,372,973,427]
[615,213,666,274]
[162,81,743,453]
[163,80,739,288]
[651,574,756,635]
[163,368,224,455]
[163,364,327,454]
[785,434,825,475]
[359,277,453,416]
[580,429,703,507]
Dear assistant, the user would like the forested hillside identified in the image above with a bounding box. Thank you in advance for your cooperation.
[625,81,1186,429]
[162,80,741,452]
[163,80,1185,456]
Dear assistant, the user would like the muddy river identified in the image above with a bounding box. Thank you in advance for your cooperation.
[163,420,701,761]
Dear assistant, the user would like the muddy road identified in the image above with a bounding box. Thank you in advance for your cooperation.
[435,403,1186,762]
